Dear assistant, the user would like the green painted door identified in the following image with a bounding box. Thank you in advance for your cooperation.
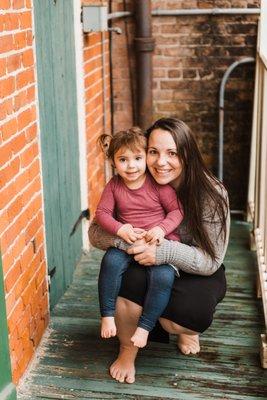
[33,0,82,308]
[0,253,17,400]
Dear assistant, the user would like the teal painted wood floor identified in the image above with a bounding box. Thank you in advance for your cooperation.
[18,220,267,399]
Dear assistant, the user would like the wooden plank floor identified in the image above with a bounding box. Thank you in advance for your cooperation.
[18,220,267,399]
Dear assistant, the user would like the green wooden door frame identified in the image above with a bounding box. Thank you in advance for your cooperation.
[33,0,83,308]
[0,253,17,400]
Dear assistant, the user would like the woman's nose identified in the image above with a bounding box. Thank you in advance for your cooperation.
[157,154,167,166]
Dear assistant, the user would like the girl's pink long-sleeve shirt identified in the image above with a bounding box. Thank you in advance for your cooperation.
[95,174,183,241]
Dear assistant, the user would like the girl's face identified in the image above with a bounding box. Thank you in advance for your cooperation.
[147,129,183,188]
[113,146,147,188]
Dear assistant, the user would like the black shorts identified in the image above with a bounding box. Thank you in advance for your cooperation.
[118,262,226,338]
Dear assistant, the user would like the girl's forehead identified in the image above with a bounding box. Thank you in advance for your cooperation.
[115,146,146,157]
[148,129,176,149]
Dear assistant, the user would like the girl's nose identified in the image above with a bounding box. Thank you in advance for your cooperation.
[128,160,135,168]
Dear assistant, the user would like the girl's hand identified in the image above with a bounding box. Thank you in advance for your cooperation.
[127,242,157,265]
[133,227,147,240]
[117,224,139,244]
[145,226,165,245]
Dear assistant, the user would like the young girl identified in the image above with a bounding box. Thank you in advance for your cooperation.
[95,127,183,348]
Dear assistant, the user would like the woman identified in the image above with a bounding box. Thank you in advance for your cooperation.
[89,117,230,384]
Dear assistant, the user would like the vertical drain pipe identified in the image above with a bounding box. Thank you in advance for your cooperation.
[218,57,255,182]
[134,1,155,130]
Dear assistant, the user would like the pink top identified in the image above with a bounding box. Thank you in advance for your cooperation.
[95,174,183,241]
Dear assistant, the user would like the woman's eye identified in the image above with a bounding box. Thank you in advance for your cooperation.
[148,149,156,155]
[169,152,177,157]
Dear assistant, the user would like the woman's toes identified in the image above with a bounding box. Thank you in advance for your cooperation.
[126,374,135,384]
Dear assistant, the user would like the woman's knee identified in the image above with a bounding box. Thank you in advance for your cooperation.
[116,297,142,318]
[159,317,198,335]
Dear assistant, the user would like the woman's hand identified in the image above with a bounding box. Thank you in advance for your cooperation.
[127,241,157,265]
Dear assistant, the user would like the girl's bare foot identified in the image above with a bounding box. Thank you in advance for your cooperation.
[110,346,137,383]
[177,333,200,355]
[130,327,149,348]
[101,317,117,338]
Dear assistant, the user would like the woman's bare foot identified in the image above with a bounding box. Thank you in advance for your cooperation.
[110,345,137,383]
[130,327,149,348]
[101,317,117,338]
[177,333,200,355]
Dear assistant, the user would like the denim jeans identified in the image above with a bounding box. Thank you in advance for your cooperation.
[98,247,175,332]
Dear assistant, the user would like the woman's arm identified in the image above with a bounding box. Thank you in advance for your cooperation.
[89,218,135,251]
[128,190,230,276]
[156,211,230,276]
[88,218,118,250]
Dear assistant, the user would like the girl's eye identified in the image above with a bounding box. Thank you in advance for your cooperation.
[148,149,156,155]
[136,156,142,160]
[119,158,126,162]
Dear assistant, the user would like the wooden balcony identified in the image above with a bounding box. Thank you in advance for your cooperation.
[18,220,266,399]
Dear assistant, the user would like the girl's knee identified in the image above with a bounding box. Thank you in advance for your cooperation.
[102,247,129,269]
[151,265,175,289]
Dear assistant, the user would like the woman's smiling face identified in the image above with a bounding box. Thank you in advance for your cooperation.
[146,128,183,188]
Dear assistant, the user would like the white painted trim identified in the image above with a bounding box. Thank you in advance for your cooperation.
[73,0,90,251]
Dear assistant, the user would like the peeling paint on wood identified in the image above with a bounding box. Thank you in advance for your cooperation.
[18,221,267,399]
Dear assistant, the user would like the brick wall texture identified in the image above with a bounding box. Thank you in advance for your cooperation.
[0,0,49,383]
[110,0,260,210]
[83,30,111,215]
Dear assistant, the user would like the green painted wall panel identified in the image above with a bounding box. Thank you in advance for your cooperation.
[0,254,17,400]
[34,0,82,308]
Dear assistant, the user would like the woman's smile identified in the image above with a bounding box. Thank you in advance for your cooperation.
[147,129,183,187]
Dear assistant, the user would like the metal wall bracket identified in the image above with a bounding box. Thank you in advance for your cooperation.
[82,6,108,32]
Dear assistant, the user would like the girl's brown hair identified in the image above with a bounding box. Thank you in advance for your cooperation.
[146,118,228,260]
[98,127,146,161]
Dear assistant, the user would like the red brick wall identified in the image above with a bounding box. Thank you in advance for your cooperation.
[109,0,135,131]
[0,0,49,383]
[83,30,111,216]
[110,0,260,209]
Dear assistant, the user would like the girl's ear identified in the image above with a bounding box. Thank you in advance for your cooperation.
[98,134,111,156]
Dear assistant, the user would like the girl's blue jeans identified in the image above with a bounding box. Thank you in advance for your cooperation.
[98,247,175,332]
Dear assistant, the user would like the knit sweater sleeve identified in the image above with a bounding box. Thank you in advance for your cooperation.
[88,218,129,251]
[155,188,230,276]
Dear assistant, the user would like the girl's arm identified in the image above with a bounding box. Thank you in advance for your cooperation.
[95,179,124,235]
[157,184,183,235]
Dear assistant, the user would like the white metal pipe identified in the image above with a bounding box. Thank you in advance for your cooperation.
[152,8,260,16]
[108,11,132,20]
[218,57,255,182]
[108,8,260,20]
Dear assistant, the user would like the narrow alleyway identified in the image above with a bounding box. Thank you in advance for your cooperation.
[18,220,266,399]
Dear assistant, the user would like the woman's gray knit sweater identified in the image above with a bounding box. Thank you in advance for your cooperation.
[88,188,230,276]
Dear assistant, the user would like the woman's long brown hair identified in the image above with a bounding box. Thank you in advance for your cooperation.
[146,118,228,260]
